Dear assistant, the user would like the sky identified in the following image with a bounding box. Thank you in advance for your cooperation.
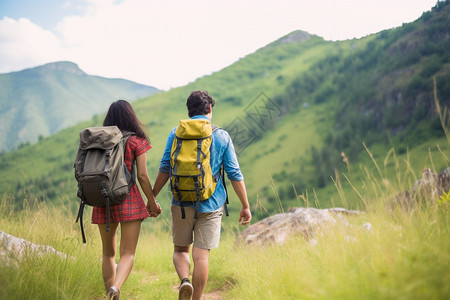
[0,0,438,90]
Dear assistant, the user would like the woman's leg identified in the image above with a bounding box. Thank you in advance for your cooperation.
[98,222,120,290]
[114,220,142,290]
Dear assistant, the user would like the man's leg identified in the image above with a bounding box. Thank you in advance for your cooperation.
[174,245,193,300]
[190,207,223,299]
[173,245,191,280]
[192,247,210,300]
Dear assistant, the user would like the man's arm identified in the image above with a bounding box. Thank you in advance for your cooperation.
[152,128,176,198]
[230,180,251,225]
[153,171,170,197]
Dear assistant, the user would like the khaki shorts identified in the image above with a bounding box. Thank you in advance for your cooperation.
[171,205,224,250]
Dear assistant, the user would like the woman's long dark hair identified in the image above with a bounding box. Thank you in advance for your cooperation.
[103,100,150,142]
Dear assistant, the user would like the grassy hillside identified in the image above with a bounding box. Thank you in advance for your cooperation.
[256,1,450,212]
[0,2,449,225]
[0,61,159,152]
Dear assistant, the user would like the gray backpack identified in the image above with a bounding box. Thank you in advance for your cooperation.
[74,126,135,243]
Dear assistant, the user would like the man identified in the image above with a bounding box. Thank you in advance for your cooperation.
[150,90,252,300]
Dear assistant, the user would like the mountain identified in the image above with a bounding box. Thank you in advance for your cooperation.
[0,1,448,219]
[266,0,450,191]
[0,61,160,152]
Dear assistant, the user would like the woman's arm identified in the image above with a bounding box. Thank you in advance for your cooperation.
[136,152,161,217]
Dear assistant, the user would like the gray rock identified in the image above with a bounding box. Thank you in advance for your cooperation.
[237,207,364,246]
[1,231,72,267]
[395,167,450,208]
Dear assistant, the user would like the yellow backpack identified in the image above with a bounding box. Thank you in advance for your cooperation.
[170,119,219,217]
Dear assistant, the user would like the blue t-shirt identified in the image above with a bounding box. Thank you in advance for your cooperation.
[159,115,244,212]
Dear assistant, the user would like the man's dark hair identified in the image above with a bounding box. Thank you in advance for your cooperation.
[186,90,215,117]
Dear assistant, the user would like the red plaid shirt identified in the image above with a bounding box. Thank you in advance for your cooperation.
[91,135,152,224]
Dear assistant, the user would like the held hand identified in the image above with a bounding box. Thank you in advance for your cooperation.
[238,207,251,225]
[147,200,162,217]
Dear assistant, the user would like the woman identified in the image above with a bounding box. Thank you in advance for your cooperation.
[91,100,162,300]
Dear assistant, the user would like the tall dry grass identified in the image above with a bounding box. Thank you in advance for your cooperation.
[1,144,449,299]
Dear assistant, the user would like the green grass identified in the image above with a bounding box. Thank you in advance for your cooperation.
[309,136,450,211]
[222,204,449,300]
[1,141,449,299]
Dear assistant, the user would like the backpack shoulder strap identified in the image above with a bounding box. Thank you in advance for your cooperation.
[211,124,229,217]
[120,131,136,185]
[121,130,135,141]
[221,165,229,217]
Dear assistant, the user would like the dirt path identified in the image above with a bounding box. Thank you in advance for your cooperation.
[172,284,224,300]
[90,276,226,300]
[203,289,224,300]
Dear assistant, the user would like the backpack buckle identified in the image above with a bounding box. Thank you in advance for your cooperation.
[100,182,108,197]
[176,139,182,149]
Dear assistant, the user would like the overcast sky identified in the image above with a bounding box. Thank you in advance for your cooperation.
[0,0,438,90]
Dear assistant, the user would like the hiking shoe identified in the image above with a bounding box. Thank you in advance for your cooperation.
[106,286,120,300]
[178,278,193,300]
